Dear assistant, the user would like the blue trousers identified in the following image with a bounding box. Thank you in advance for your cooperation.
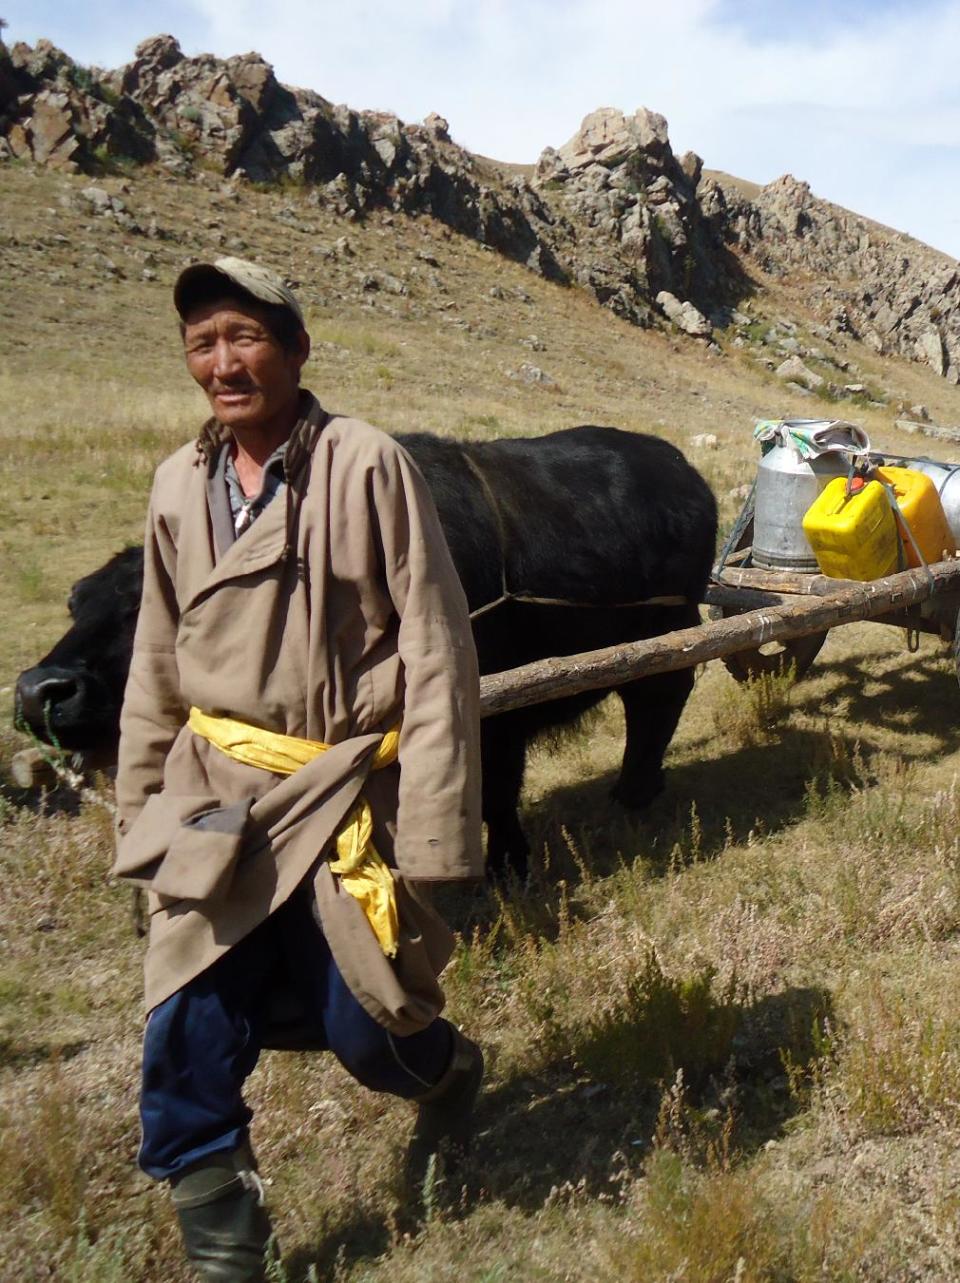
[139,885,453,1180]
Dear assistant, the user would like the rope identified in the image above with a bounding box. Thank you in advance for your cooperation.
[878,480,935,589]
[468,587,689,620]
[460,450,690,620]
[876,478,935,656]
[713,478,757,578]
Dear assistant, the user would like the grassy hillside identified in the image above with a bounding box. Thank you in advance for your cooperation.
[3,160,960,1281]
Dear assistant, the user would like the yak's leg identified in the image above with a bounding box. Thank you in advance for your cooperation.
[480,717,530,882]
[612,667,695,809]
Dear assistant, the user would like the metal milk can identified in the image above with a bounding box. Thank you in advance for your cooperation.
[752,419,871,573]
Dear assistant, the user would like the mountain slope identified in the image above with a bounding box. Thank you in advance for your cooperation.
[3,32,958,388]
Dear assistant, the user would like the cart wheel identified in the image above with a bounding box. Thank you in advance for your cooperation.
[710,606,828,682]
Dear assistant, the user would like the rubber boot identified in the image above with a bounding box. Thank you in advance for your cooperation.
[171,1141,273,1282]
[403,1026,484,1213]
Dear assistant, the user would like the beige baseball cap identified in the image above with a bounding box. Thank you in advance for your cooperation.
[174,256,305,326]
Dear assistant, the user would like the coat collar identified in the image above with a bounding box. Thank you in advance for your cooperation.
[182,392,327,614]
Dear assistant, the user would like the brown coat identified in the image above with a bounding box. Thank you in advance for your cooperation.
[113,394,483,1034]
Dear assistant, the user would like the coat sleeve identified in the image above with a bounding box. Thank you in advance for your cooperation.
[114,486,186,837]
[368,442,484,881]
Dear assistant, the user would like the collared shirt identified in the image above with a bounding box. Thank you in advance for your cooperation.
[223,441,288,538]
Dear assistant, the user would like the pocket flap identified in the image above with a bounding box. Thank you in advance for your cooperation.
[114,793,252,902]
[151,798,252,902]
[113,792,208,884]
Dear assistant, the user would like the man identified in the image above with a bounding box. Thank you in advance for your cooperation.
[113,257,484,1281]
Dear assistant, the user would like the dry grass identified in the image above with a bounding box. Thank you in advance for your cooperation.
[4,160,960,1280]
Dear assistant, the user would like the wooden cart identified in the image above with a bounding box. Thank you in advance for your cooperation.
[12,555,960,790]
[479,558,960,716]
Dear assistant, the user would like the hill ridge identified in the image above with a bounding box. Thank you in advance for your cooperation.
[2,31,958,384]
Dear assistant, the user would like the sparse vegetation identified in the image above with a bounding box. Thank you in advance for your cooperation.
[713,665,797,746]
[4,159,960,1280]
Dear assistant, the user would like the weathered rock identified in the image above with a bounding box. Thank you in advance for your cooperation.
[358,269,407,296]
[557,107,634,170]
[656,291,711,337]
[423,112,449,141]
[510,362,554,385]
[9,38,72,82]
[25,91,79,168]
[81,185,113,212]
[679,150,703,187]
[19,29,960,384]
[915,329,946,376]
[557,107,670,173]
[775,355,825,390]
[227,54,278,115]
[718,169,960,383]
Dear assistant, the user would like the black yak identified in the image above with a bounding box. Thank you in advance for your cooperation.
[16,426,717,878]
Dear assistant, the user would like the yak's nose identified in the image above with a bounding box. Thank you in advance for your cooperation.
[15,666,84,735]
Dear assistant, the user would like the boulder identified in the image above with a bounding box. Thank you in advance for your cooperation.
[656,290,711,337]
[9,38,72,82]
[423,112,450,142]
[775,355,825,390]
[226,53,278,115]
[26,90,79,168]
[679,150,703,187]
[556,106,670,172]
[558,107,634,170]
[510,362,554,385]
[915,328,946,376]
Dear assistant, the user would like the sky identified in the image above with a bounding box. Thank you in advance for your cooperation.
[7,0,960,259]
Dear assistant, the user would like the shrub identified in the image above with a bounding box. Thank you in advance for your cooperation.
[572,949,741,1089]
[714,665,796,747]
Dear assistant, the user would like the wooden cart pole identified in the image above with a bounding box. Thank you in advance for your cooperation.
[479,559,960,717]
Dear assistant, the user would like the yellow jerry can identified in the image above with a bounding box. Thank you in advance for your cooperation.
[802,476,898,580]
[874,465,954,567]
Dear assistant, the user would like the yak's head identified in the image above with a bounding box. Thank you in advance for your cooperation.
[15,546,144,753]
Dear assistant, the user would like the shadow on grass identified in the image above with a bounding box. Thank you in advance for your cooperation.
[280,983,832,1276]
[0,779,83,818]
[788,649,960,748]
[282,1209,392,1283]
[431,723,856,948]
[502,647,960,896]
[469,983,833,1214]
[0,1037,90,1070]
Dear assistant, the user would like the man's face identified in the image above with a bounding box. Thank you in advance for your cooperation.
[181,296,309,435]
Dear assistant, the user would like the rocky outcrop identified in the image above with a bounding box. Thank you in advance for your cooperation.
[4,31,958,382]
[0,38,155,169]
[656,290,712,337]
[533,108,736,324]
[0,37,737,325]
[721,173,960,383]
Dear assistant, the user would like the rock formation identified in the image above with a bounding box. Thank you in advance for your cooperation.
[3,31,958,381]
[720,173,960,384]
[0,34,737,325]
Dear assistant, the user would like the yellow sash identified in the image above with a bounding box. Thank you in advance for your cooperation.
[187,707,401,957]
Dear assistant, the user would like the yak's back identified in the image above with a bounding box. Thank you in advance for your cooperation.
[460,426,717,605]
